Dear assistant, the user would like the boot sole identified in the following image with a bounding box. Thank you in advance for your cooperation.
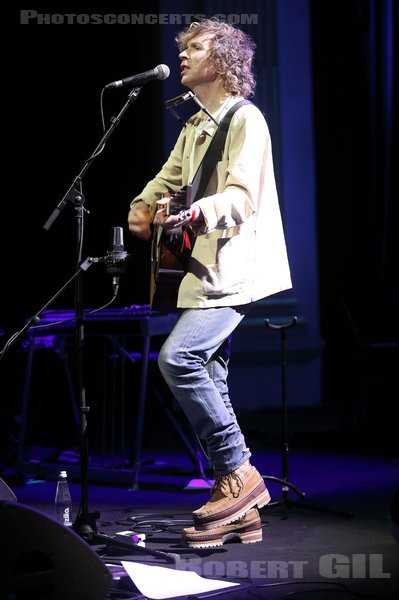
[193,483,271,530]
[183,522,262,549]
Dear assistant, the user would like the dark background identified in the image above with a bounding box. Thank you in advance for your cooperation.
[1,2,398,463]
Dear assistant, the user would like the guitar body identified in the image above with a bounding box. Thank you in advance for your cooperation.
[150,185,194,311]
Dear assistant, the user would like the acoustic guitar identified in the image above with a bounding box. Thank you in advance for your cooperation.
[150,185,194,311]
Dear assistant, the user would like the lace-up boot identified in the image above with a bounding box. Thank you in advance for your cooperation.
[192,460,270,530]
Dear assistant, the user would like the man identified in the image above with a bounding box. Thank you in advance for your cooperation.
[128,19,292,547]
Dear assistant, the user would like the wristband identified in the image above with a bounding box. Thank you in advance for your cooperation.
[178,205,199,223]
[189,206,199,223]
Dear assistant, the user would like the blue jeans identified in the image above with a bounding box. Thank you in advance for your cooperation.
[158,306,251,476]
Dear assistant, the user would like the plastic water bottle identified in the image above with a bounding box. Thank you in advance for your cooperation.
[54,470,73,527]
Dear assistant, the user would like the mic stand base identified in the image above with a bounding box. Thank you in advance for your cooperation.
[73,508,179,564]
[263,475,354,518]
[73,515,178,564]
[73,510,101,541]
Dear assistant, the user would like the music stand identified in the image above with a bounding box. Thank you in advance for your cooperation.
[262,317,353,518]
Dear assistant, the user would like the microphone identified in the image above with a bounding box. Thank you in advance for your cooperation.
[104,226,129,296]
[105,64,170,89]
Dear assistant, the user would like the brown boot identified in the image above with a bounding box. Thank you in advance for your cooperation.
[183,507,262,548]
[192,460,270,530]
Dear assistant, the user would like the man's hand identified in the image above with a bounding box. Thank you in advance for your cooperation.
[153,202,181,231]
[127,201,152,241]
[154,198,201,231]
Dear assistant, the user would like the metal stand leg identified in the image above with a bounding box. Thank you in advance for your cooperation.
[263,317,353,518]
[131,333,151,489]
[15,338,35,479]
[109,334,210,488]
[152,388,209,478]
[57,337,80,435]
[16,336,80,479]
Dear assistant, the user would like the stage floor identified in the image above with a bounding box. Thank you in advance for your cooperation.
[2,449,399,599]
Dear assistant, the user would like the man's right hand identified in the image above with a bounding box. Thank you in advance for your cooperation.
[127,201,152,241]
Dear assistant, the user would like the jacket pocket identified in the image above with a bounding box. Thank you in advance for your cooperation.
[201,231,255,297]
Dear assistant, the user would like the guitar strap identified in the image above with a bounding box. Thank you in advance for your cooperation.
[159,99,253,268]
[190,99,253,202]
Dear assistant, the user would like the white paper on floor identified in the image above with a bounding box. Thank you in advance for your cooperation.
[121,561,239,599]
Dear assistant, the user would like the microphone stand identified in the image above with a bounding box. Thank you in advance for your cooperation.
[40,86,179,562]
[1,257,178,565]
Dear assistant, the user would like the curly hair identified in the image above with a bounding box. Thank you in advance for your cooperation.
[175,19,256,98]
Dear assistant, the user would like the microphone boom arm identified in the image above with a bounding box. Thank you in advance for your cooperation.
[43,86,142,231]
[0,255,102,360]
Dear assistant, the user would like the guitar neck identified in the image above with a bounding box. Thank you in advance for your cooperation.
[166,183,193,215]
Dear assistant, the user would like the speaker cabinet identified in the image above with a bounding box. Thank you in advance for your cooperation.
[0,476,17,501]
[0,501,113,600]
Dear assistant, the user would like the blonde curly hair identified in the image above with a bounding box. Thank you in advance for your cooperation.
[176,19,256,98]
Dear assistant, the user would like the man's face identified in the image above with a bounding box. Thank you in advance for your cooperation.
[179,33,219,90]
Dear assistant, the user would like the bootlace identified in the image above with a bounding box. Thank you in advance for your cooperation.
[211,472,244,499]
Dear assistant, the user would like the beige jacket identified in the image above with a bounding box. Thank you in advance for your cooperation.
[131,100,292,308]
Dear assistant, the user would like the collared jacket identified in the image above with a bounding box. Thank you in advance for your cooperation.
[131,100,292,308]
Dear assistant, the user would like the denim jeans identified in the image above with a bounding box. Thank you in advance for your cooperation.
[158,306,251,476]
